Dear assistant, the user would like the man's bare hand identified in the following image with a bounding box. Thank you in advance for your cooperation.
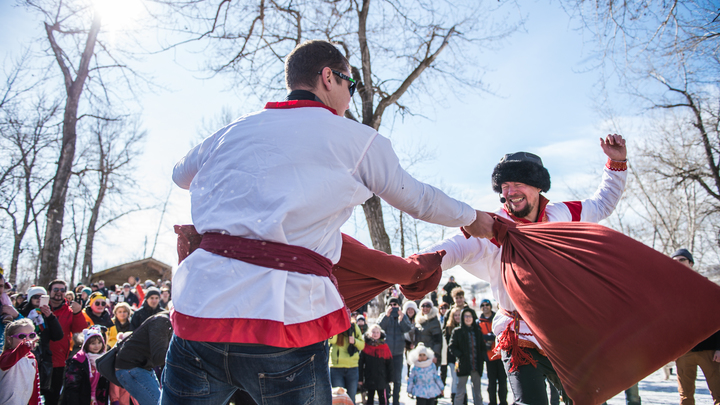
[600,134,627,161]
[713,350,720,363]
[70,301,81,314]
[463,211,495,239]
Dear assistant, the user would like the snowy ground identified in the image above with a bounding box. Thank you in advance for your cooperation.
[370,364,715,405]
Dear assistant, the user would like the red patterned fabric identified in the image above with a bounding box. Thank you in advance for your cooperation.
[490,215,720,404]
[173,226,445,312]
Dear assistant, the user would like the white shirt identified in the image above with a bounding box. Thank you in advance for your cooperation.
[171,103,476,345]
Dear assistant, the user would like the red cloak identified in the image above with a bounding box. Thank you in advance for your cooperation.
[489,215,720,404]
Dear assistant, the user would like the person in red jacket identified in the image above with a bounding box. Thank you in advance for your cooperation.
[478,299,507,405]
[47,279,87,405]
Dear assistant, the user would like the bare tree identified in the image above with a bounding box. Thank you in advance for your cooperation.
[156,0,521,253]
[0,55,60,285]
[21,0,149,286]
[74,116,146,281]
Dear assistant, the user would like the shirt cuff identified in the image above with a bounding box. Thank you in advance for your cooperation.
[605,158,627,172]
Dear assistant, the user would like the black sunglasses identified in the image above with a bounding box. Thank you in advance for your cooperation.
[318,68,357,97]
[94,301,107,307]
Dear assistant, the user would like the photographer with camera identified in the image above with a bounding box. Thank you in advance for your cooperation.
[329,320,365,404]
[378,297,413,405]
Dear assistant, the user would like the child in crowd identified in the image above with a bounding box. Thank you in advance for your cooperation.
[407,343,444,405]
[358,324,393,405]
[0,318,41,404]
[63,326,109,405]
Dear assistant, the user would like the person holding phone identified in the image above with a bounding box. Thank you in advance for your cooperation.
[378,297,413,405]
[18,286,64,395]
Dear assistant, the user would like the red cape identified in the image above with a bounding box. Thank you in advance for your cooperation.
[489,215,720,404]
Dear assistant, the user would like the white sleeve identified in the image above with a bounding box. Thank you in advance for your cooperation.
[580,166,628,223]
[422,233,500,282]
[354,134,476,228]
[172,132,220,190]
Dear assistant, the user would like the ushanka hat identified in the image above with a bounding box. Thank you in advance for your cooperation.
[672,248,694,264]
[492,152,551,194]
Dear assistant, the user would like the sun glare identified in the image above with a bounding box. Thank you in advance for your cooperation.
[93,0,146,32]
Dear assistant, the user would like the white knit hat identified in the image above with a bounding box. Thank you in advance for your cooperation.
[403,300,418,313]
[26,286,47,299]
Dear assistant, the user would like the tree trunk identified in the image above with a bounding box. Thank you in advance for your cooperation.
[82,172,107,282]
[361,195,392,254]
[38,14,102,287]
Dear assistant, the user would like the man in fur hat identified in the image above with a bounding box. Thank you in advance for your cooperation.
[422,134,627,404]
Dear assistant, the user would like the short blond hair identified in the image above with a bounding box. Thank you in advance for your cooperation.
[113,302,133,317]
[3,318,33,352]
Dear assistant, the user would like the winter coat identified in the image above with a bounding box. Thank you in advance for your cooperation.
[378,312,412,356]
[358,333,393,391]
[50,300,87,368]
[449,309,485,377]
[129,301,163,330]
[0,343,41,405]
[329,323,365,368]
[116,312,173,370]
[443,323,457,364]
[407,363,443,399]
[82,307,114,329]
[119,291,139,308]
[414,307,443,356]
[478,312,500,361]
[106,318,132,348]
[62,351,109,405]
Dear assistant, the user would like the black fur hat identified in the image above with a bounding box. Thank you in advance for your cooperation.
[491,152,551,193]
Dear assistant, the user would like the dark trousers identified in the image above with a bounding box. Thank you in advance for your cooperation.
[440,364,448,386]
[486,359,508,405]
[391,354,404,405]
[416,398,437,405]
[366,389,388,405]
[43,366,65,405]
[502,348,572,405]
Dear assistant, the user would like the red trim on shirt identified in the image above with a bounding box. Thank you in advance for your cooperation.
[171,308,350,348]
[605,158,627,171]
[563,201,582,222]
[265,100,338,115]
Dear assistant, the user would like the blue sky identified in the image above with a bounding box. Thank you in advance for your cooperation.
[0,1,631,278]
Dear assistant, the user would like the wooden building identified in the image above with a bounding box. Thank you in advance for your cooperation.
[89,258,172,288]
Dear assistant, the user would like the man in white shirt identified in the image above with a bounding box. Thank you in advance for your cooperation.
[423,138,627,405]
[161,39,494,405]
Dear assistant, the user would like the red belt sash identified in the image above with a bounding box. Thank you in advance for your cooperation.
[172,225,349,347]
[198,231,334,277]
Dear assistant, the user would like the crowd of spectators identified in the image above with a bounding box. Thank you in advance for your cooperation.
[0,267,173,405]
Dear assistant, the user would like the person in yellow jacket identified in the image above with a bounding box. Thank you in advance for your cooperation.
[329,321,365,405]
[106,302,133,349]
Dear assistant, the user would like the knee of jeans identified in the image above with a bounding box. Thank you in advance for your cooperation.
[259,353,317,405]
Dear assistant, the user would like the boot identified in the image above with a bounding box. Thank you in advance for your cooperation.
[450,393,455,404]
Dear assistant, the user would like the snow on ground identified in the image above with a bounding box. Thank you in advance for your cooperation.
[373,364,714,404]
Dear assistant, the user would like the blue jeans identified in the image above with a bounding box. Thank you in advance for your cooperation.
[116,367,161,405]
[160,335,332,405]
[330,367,359,404]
